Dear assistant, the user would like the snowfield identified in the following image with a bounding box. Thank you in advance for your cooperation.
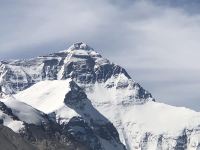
[15,79,71,113]
[86,81,200,150]
[14,79,80,124]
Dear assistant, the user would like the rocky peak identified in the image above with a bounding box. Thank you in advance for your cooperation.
[0,43,154,104]
[69,42,94,51]
[60,42,94,54]
[64,80,87,108]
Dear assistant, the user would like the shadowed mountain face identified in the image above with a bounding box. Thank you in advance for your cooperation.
[0,124,90,150]
[0,125,37,150]
[62,81,125,150]
[0,42,200,150]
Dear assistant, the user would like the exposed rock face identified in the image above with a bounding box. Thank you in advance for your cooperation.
[0,125,38,150]
[20,120,90,150]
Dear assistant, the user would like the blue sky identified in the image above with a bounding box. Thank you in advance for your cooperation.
[1,0,200,111]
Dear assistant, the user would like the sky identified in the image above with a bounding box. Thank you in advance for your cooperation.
[0,0,200,111]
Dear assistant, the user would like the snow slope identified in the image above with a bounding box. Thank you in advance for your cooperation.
[122,102,200,149]
[2,99,48,125]
[15,79,71,113]
[15,79,80,124]
[92,98,200,149]
[0,95,50,133]
[0,110,24,133]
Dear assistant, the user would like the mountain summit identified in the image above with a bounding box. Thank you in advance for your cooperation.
[0,43,200,150]
[68,42,94,51]
[0,42,153,104]
[60,42,94,54]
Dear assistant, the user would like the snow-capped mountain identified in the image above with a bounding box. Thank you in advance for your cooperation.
[0,42,200,150]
